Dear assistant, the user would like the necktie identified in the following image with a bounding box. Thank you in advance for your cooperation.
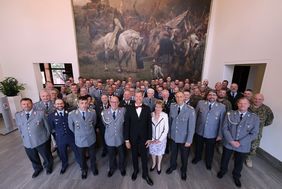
[113,111,116,119]
[177,106,180,115]
[149,98,152,104]
[82,112,85,120]
[135,105,142,109]
[209,104,212,110]
[240,113,243,121]
[45,103,49,110]
[26,113,30,120]
[59,112,63,117]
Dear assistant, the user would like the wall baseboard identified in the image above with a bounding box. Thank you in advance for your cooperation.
[257,148,282,172]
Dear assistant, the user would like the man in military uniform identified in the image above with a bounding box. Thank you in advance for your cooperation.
[48,99,80,174]
[217,97,259,188]
[246,93,274,167]
[95,94,110,157]
[143,88,156,112]
[192,90,226,170]
[65,83,79,111]
[34,89,57,152]
[15,98,53,178]
[166,91,196,180]
[68,96,98,179]
[102,96,126,177]
[217,89,232,112]
[33,89,56,115]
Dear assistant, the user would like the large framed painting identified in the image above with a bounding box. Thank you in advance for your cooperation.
[72,0,212,82]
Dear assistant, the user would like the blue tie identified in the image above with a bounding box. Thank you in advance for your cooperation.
[82,112,85,120]
[113,111,116,119]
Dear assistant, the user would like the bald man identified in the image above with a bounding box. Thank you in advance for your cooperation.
[245,93,274,168]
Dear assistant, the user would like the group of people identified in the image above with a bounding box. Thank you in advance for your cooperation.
[15,76,274,188]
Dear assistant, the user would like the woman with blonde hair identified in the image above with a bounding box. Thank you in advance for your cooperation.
[149,100,169,174]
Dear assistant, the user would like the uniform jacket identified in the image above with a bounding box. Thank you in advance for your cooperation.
[102,107,126,147]
[48,110,75,144]
[68,109,97,147]
[195,100,226,139]
[15,109,51,148]
[169,103,196,144]
[222,110,259,153]
[33,100,55,115]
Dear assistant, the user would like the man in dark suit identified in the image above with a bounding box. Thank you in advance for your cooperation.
[124,91,153,186]
[119,90,135,108]
[227,83,243,110]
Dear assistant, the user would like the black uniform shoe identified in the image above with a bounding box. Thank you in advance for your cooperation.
[192,158,200,164]
[217,171,225,179]
[120,170,126,176]
[166,167,175,174]
[181,172,187,180]
[32,168,43,178]
[107,170,114,177]
[60,167,67,174]
[142,176,154,186]
[92,168,99,176]
[131,171,139,181]
[81,170,87,179]
[233,177,242,188]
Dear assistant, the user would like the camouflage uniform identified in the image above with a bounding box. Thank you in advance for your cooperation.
[248,104,274,155]
[217,98,232,112]
[65,93,78,111]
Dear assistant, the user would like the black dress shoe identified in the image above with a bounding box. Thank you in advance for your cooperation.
[32,169,43,178]
[131,171,139,181]
[166,167,175,174]
[60,167,67,174]
[157,169,161,175]
[192,158,200,164]
[233,177,242,188]
[142,176,154,186]
[92,168,99,176]
[81,170,87,179]
[181,172,187,180]
[150,166,155,172]
[46,169,52,175]
[107,170,114,177]
[217,171,225,179]
[206,165,212,170]
[120,170,126,176]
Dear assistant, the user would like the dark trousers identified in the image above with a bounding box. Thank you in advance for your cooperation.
[57,139,80,169]
[170,140,190,173]
[108,144,125,171]
[25,140,53,171]
[194,133,216,167]
[77,143,97,172]
[220,147,247,179]
[131,139,148,177]
[99,125,108,154]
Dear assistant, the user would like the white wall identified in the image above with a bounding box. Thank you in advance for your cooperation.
[0,0,80,101]
[203,0,282,160]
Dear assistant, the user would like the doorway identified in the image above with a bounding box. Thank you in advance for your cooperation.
[225,63,266,93]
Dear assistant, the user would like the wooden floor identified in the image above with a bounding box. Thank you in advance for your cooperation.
[0,131,281,189]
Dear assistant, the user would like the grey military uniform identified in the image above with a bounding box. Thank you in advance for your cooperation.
[102,107,125,147]
[143,97,156,112]
[33,100,55,115]
[89,87,103,100]
[195,100,226,139]
[68,109,97,148]
[169,103,196,144]
[15,110,51,148]
[222,110,259,153]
